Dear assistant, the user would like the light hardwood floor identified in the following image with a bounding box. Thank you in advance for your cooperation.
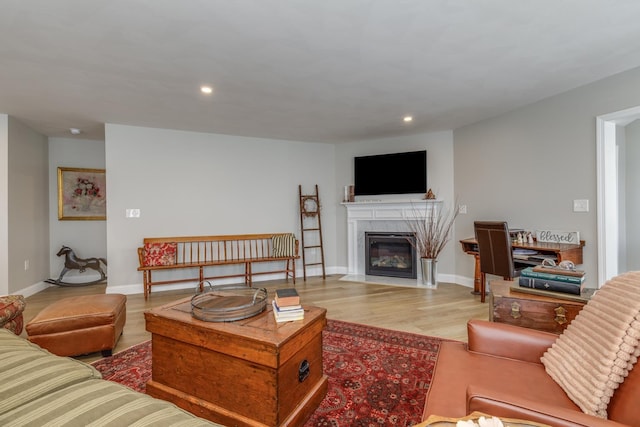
[19,275,490,363]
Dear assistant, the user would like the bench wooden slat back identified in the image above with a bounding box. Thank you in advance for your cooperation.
[140,233,297,266]
[137,233,298,299]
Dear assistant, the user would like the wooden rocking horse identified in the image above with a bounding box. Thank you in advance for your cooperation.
[48,246,107,286]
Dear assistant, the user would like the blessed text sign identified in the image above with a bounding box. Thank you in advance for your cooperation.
[536,230,580,244]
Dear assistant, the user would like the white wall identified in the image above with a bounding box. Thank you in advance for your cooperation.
[618,125,627,273]
[8,67,640,296]
[453,66,640,286]
[48,137,106,280]
[7,117,49,294]
[104,124,337,294]
[334,131,456,278]
[0,115,8,295]
[625,120,640,270]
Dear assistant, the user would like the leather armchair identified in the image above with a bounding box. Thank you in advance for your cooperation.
[422,320,637,427]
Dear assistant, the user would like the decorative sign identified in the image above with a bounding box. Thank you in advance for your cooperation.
[536,230,580,244]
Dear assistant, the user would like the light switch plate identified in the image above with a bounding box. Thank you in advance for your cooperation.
[573,199,589,212]
[126,208,141,218]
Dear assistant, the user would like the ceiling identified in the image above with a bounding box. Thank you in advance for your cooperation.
[3,1,640,143]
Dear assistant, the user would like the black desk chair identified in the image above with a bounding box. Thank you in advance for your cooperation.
[474,221,518,303]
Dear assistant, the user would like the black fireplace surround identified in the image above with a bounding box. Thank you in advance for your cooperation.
[365,232,417,279]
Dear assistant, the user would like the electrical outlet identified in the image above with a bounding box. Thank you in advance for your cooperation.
[458,205,467,214]
[24,260,29,271]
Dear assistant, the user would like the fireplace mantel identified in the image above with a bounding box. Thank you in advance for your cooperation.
[342,200,442,221]
[342,200,443,279]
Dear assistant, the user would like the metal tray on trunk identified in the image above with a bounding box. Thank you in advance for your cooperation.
[191,284,268,322]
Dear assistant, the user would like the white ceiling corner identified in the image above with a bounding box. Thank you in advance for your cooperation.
[2,0,640,143]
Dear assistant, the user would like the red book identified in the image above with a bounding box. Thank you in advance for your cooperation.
[275,288,300,307]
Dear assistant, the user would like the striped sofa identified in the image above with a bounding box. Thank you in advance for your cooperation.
[0,329,222,426]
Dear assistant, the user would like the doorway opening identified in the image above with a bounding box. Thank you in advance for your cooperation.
[596,105,640,284]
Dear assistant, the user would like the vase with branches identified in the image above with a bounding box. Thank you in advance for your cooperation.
[406,201,460,287]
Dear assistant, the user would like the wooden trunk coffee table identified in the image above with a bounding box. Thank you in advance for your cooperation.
[144,297,327,427]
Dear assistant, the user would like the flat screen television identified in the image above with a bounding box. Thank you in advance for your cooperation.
[354,150,427,196]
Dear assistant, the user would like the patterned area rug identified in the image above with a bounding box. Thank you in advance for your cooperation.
[91,319,443,426]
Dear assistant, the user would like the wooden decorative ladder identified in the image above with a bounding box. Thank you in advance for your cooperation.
[298,185,326,280]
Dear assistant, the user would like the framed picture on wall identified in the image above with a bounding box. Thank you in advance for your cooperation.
[57,167,106,220]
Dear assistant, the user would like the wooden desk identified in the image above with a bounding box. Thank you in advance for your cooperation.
[460,238,585,294]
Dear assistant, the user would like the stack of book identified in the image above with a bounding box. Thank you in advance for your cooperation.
[518,266,586,295]
[272,288,304,323]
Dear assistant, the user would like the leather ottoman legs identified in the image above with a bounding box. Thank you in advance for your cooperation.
[26,294,126,357]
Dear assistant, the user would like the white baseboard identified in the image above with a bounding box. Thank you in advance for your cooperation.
[106,271,307,295]
[14,281,52,298]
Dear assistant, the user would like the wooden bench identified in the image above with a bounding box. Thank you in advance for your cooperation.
[137,233,299,299]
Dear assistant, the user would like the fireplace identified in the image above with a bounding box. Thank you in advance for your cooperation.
[365,232,417,279]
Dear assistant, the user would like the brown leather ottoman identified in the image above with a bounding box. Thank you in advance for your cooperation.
[26,294,126,357]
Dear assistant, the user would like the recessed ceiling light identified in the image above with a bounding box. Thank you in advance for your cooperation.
[200,86,213,94]
[403,116,413,123]
[69,128,81,135]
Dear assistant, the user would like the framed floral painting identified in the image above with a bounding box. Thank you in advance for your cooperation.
[57,167,106,220]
